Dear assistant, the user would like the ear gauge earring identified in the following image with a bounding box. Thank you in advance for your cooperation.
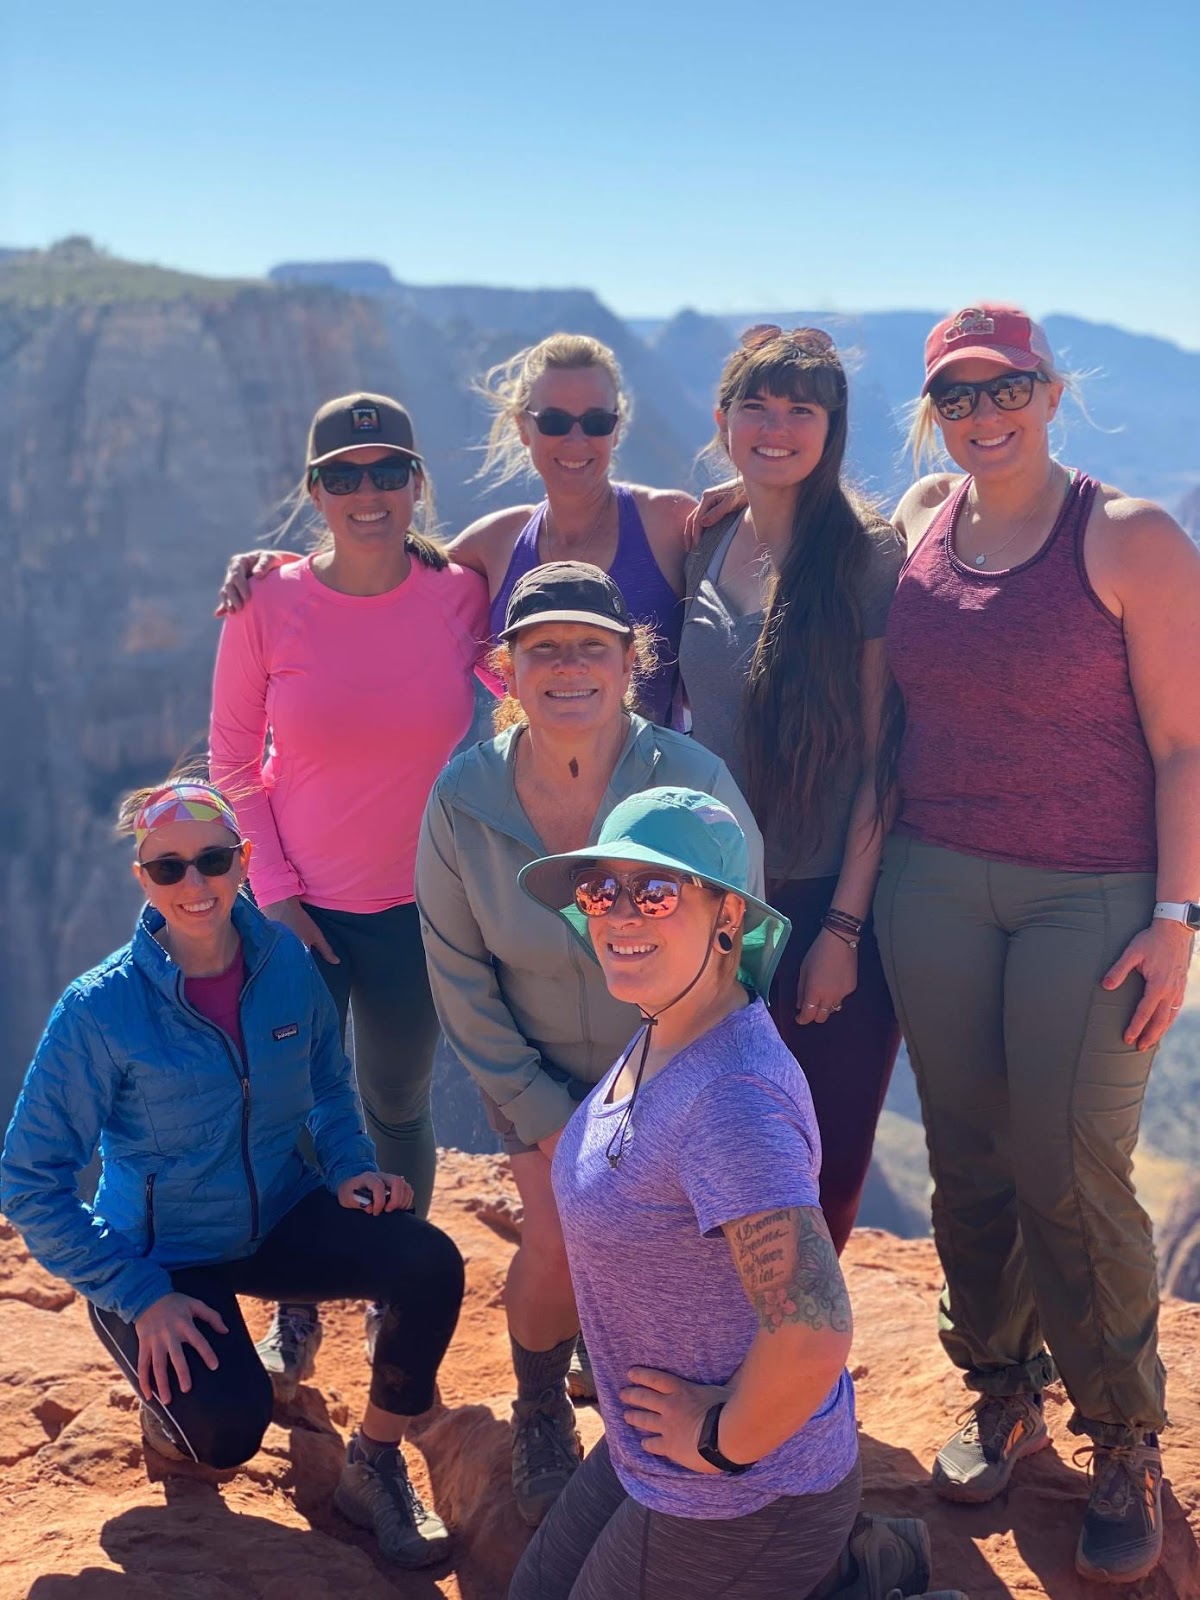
[715,929,734,954]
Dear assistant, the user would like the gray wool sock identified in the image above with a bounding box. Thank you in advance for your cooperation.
[511,1334,576,1408]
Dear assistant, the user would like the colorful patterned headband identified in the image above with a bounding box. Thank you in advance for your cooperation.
[133,782,241,846]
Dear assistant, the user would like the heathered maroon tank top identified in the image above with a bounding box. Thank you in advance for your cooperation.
[886,471,1156,873]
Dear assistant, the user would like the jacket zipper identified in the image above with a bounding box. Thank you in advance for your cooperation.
[174,949,269,1245]
[144,1173,157,1255]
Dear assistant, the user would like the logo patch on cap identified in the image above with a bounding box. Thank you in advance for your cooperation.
[944,308,996,343]
[692,802,737,828]
[350,406,381,432]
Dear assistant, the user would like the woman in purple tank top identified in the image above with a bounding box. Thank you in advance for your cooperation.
[462,334,690,726]
[876,303,1200,1584]
[217,336,692,726]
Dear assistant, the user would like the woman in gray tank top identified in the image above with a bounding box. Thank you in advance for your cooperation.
[679,327,904,1258]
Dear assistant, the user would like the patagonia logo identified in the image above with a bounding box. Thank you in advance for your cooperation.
[350,405,380,432]
[944,307,995,342]
[272,1023,300,1041]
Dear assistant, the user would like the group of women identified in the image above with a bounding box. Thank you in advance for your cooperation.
[3,300,1195,1596]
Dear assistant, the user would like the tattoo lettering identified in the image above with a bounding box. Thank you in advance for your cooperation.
[726,1207,851,1335]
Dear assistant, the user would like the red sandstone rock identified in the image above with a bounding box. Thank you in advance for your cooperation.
[2,1153,1196,1599]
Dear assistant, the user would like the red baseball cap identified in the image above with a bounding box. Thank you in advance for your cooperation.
[922,304,1054,394]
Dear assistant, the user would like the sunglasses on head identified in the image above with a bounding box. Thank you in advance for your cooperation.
[137,844,243,886]
[309,458,419,495]
[572,868,703,920]
[524,407,620,438]
[930,369,1048,422]
[740,324,836,357]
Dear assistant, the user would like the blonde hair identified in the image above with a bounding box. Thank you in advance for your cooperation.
[487,623,658,732]
[905,357,1088,473]
[475,334,630,488]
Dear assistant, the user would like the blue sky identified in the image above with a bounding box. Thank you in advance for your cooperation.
[4,1,1198,347]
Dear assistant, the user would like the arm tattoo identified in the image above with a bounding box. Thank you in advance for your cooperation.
[726,1207,851,1334]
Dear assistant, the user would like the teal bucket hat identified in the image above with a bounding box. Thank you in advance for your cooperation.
[518,787,790,997]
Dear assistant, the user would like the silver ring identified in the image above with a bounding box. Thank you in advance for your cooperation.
[803,1002,818,1010]
[816,1004,830,1012]
[1170,1003,1183,1011]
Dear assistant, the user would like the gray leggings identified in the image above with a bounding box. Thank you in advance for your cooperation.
[873,834,1164,1445]
[304,900,440,1218]
[508,1437,861,1600]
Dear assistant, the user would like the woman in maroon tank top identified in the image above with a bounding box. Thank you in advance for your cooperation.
[876,302,1200,1584]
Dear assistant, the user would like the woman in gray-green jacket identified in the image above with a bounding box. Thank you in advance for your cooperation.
[415,560,763,1531]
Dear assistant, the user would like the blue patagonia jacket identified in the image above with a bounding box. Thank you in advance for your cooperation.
[0,895,377,1323]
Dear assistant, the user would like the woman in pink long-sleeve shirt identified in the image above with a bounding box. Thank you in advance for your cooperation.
[210,392,487,1397]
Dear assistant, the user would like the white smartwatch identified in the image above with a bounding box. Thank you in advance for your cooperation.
[1152,901,1200,931]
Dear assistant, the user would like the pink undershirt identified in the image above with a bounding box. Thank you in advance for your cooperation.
[210,554,488,913]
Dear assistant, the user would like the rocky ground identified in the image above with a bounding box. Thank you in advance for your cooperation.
[2,1151,1197,1600]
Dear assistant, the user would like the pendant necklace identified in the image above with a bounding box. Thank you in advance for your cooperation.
[965,465,1063,568]
[543,487,615,563]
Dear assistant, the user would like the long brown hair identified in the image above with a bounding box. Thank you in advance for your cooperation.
[713,329,888,863]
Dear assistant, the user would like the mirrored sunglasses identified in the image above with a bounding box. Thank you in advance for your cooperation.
[571,868,702,919]
[931,370,1048,421]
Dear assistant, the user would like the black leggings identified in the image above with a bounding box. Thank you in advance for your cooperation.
[88,1187,464,1469]
[304,900,442,1218]
[509,1436,861,1600]
[768,876,901,1254]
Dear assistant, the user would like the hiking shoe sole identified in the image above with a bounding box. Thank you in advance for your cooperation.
[935,1426,1050,1502]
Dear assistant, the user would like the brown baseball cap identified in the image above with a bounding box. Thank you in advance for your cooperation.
[306,392,422,466]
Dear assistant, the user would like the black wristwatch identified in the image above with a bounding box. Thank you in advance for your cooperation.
[697,1401,753,1474]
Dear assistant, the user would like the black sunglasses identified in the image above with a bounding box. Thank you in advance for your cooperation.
[931,370,1048,422]
[137,845,243,886]
[524,407,620,438]
[572,868,702,920]
[309,458,419,495]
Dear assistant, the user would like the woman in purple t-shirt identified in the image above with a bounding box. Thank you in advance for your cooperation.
[508,787,891,1600]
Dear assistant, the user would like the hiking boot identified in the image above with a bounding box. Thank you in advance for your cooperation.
[364,1301,385,1364]
[511,1392,583,1527]
[139,1401,189,1463]
[334,1437,451,1568]
[1075,1434,1163,1584]
[815,1513,931,1598]
[566,1333,598,1404]
[255,1302,322,1402]
[933,1392,1049,1503]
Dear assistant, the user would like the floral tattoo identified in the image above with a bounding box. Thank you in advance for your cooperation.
[726,1207,851,1334]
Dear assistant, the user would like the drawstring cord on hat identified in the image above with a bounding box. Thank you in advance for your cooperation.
[606,899,732,1169]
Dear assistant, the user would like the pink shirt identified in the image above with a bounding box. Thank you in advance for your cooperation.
[210,554,488,912]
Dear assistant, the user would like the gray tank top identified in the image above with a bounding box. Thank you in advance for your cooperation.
[680,515,903,882]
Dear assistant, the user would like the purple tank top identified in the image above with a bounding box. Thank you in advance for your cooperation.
[488,485,682,726]
[886,471,1156,874]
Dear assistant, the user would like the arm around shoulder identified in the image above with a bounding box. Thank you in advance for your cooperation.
[891,472,958,554]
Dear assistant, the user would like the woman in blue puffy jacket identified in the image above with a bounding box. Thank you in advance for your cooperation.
[0,778,462,1572]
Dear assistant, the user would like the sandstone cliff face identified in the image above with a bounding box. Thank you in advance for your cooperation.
[2,1152,1198,1599]
[1,287,415,1115]
[0,263,696,1124]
